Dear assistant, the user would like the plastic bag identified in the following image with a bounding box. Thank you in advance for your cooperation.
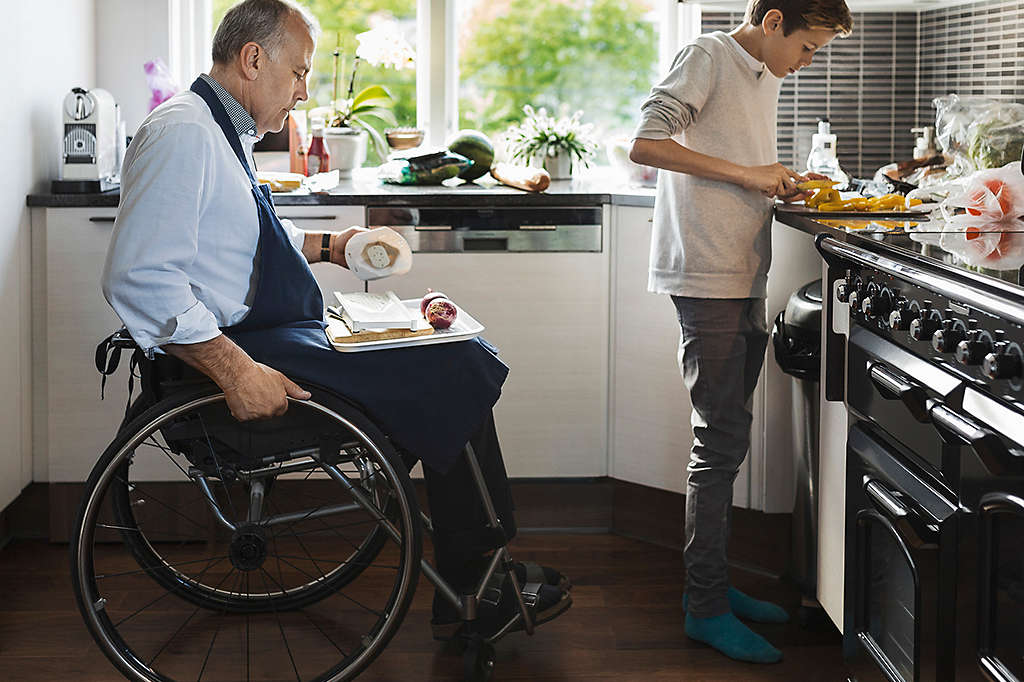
[937,162,1024,270]
[378,149,471,185]
[144,58,179,112]
[933,94,1024,177]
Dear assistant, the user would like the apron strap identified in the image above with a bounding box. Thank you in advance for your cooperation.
[190,77,258,187]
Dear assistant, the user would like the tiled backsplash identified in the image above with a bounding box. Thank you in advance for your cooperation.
[703,0,1024,178]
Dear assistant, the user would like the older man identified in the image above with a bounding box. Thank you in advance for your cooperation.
[102,0,570,643]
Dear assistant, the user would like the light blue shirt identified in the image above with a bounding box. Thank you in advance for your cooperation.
[102,78,306,356]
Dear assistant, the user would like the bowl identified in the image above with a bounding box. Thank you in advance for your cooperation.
[385,127,425,150]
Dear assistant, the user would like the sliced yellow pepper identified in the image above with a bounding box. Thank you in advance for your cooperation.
[797,179,839,191]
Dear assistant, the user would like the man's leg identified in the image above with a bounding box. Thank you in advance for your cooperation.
[672,296,781,663]
[420,411,571,637]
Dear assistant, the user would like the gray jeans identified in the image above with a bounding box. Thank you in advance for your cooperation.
[671,296,768,618]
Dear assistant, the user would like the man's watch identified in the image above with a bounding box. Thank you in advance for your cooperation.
[321,233,331,263]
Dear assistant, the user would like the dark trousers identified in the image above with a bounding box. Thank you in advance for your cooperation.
[403,410,517,591]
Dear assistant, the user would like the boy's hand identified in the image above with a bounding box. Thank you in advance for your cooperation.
[778,172,835,203]
[744,163,807,198]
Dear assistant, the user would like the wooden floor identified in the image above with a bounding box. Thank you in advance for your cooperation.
[0,533,847,681]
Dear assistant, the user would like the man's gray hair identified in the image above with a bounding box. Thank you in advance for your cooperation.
[212,0,320,65]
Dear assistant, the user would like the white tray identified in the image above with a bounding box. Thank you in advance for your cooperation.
[327,299,484,352]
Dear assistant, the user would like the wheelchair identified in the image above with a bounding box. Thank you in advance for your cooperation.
[70,329,539,682]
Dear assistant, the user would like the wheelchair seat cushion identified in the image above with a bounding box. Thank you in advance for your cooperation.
[226,321,509,474]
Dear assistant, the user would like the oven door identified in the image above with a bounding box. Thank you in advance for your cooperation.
[847,423,959,682]
[978,493,1024,682]
[846,326,964,486]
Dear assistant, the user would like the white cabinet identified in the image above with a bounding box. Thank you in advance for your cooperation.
[378,223,612,478]
[609,205,693,494]
[32,208,128,482]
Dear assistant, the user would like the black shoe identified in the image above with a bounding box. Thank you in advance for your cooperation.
[431,569,572,643]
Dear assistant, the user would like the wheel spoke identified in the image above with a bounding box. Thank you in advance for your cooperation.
[256,568,302,682]
[112,556,227,628]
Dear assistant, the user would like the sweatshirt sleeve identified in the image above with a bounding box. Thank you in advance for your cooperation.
[279,217,307,253]
[101,121,221,356]
[634,44,714,141]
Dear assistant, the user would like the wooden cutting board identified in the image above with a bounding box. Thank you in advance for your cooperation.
[326,317,435,344]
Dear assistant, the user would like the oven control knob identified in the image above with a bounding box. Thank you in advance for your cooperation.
[956,327,992,366]
[932,320,965,353]
[888,299,911,331]
[862,288,892,320]
[836,281,850,303]
[848,289,861,314]
[910,308,940,341]
[983,341,1023,380]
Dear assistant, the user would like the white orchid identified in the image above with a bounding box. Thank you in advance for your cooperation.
[355,23,415,71]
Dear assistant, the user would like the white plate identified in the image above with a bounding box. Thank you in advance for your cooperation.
[327,299,484,352]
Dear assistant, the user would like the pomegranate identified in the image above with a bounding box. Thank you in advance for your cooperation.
[420,289,449,316]
[425,298,458,329]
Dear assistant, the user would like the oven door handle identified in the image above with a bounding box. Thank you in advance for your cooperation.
[864,479,940,547]
[867,361,930,423]
[928,401,1022,476]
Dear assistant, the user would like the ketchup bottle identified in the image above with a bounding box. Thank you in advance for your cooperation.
[306,119,330,175]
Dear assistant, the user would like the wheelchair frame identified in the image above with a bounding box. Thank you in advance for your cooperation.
[73,331,537,682]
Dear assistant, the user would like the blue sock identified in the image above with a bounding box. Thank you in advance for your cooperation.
[683,586,790,624]
[684,611,783,664]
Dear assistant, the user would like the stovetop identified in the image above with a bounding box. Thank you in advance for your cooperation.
[775,209,1024,288]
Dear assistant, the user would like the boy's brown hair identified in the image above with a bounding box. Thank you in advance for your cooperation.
[746,0,853,37]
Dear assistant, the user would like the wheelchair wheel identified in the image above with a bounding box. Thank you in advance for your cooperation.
[70,384,422,682]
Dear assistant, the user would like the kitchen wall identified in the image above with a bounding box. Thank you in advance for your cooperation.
[0,2,97,510]
[919,0,1024,112]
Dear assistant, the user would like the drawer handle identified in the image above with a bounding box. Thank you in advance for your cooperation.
[88,217,116,223]
[867,361,929,423]
[277,215,338,221]
[865,479,908,519]
[928,401,1022,476]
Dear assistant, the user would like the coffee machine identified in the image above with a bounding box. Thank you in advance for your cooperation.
[52,87,123,193]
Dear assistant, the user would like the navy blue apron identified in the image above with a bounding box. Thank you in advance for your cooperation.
[190,78,509,473]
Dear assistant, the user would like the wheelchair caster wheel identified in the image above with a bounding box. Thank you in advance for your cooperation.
[463,639,495,682]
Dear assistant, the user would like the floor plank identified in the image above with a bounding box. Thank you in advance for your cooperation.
[0,533,846,680]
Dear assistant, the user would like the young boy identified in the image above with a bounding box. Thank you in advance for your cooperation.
[630,0,852,665]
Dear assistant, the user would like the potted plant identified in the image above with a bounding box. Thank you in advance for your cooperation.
[504,105,598,180]
[313,23,415,176]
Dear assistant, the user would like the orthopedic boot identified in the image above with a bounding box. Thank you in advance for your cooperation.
[684,611,783,664]
[683,586,790,624]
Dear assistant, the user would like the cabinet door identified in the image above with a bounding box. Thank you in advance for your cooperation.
[276,205,366,301]
[610,205,692,494]
[40,209,127,482]
[377,242,611,478]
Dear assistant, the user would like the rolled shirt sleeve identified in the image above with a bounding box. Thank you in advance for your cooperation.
[279,217,307,253]
[634,45,714,141]
[102,121,222,356]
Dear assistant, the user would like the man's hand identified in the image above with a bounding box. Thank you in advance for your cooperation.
[744,162,807,198]
[222,360,311,421]
[166,334,310,422]
[330,226,370,268]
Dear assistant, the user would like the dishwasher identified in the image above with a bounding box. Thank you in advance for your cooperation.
[364,205,609,478]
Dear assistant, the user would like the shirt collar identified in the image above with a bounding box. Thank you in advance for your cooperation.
[724,33,767,77]
[199,73,259,138]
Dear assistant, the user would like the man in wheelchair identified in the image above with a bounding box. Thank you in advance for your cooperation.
[96,0,571,668]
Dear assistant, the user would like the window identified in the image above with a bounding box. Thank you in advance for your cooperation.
[207,0,672,161]
[455,0,660,144]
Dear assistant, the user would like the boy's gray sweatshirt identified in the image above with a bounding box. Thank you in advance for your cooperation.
[634,31,782,299]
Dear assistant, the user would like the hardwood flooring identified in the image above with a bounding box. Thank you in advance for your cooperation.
[0,533,847,681]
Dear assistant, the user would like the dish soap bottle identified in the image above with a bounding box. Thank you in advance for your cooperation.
[306,118,331,175]
[806,118,848,186]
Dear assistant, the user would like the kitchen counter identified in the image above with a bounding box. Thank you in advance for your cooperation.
[26,166,656,209]
[774,205,1024,289]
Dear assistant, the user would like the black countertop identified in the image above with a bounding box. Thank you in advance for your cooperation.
[774,205,1024,289]
[27,167,656,209]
